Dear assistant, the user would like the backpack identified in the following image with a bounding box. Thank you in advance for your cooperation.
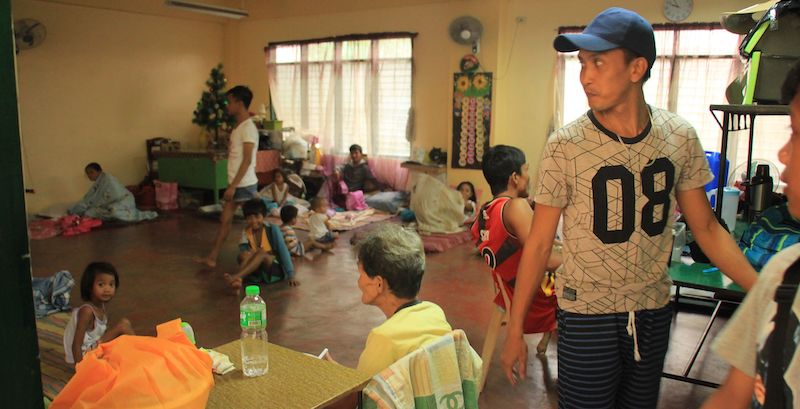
[739,203,800,270]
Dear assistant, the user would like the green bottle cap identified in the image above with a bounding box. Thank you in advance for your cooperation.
[245,285,260,296]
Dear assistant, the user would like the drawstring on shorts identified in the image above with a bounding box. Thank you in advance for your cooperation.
[626,311,642,362]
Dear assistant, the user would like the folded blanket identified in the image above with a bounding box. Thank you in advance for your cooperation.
[363,329,482,409]
[32,271,75,318]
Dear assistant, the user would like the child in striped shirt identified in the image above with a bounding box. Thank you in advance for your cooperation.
[280,205,307,259]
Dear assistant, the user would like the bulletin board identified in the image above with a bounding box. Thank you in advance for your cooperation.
[452,72,492,169]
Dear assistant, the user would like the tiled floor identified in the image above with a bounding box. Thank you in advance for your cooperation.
[30,211,733,408]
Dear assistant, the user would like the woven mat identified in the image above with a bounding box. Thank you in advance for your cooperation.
[267,208,393,232]
[37,312,73,400]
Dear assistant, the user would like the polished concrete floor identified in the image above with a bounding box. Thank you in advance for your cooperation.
[30,211,733,408]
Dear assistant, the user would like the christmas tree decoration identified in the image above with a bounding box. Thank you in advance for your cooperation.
[192,64,234,148]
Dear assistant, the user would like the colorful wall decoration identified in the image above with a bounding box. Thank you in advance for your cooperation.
[452,72,492,169]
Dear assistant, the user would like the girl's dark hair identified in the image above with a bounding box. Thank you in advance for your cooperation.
[456,181,477,202]
[85,162,102,172]
[80,262,119,301]
[273,168,287,181]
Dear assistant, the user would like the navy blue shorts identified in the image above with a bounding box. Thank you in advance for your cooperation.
[556,306,672,409]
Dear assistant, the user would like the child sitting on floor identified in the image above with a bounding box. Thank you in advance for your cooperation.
[280,205,306,258]
[457,181,477,223]
[260,169,290,213]
[307,197,337,251]
[224,199,300,289]
[63,262,134,364]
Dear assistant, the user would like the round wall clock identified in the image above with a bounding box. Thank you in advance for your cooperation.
[664,0,693,22]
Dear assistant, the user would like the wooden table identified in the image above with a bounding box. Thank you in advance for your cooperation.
[207,340,372,409]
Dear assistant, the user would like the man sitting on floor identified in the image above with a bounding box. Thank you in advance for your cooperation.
[335,144,379,193]
[332,144,379,209]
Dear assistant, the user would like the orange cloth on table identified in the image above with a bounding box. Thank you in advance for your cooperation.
[51,319,213,409]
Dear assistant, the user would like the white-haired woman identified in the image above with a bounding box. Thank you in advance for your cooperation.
[352,224,452,375]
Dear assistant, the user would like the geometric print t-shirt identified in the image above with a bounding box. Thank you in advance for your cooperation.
[534,106,713,314]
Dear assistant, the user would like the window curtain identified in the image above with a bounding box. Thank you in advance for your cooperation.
[266,34,414,158]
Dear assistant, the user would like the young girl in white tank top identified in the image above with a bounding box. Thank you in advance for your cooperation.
[63,262,134,364]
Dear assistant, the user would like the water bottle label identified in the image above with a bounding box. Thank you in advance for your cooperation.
[240,310,266,328]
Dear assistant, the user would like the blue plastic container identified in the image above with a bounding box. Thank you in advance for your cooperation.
[705,151,729,193]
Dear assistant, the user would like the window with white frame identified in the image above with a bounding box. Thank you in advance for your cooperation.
[555,24,791,179]
[266,34,414,158]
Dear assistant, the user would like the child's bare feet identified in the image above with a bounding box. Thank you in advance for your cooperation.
[223,273,242,289]
[194,256,217,268]
[536,331,552,355]
[303,252,315,261]
[287,278,300,287]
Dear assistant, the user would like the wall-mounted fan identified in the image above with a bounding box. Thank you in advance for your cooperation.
[449,16,483,54]
[14,19,46,54]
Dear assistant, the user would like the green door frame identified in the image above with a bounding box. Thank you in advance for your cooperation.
[1,2,45,408]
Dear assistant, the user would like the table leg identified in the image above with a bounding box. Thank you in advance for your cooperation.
[682,300,722,377]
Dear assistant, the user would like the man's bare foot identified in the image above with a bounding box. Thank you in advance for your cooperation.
[536,331,552,355]
[223,273,242,289]
[194,256,217,268]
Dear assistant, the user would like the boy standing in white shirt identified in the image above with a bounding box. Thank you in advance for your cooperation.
[196,85,259,268]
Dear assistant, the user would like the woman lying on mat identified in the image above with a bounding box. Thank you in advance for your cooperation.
[68,163,157,223]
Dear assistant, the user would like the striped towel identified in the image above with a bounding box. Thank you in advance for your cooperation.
[363,329,482,409]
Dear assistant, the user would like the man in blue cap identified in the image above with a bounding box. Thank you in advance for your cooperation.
[500,7,758,408]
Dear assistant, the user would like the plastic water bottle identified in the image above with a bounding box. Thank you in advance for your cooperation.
[240,285,269,377]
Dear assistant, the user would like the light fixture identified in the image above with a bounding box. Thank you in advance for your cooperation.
[164,0,249,19]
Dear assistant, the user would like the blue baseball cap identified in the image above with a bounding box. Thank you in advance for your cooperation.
[554,7,656,73]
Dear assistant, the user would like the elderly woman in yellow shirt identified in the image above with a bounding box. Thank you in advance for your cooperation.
[325,224,452,377]
[353,224,453,376]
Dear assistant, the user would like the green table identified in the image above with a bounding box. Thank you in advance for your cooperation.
[664,261,746,388]
[155,151,228,204]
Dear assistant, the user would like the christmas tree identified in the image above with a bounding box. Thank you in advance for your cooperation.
[192,64,235,146]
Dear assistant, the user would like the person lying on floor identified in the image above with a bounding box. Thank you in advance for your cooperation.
[324,224,452,375]
[224,198,299,289]
[69,162,157,222]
